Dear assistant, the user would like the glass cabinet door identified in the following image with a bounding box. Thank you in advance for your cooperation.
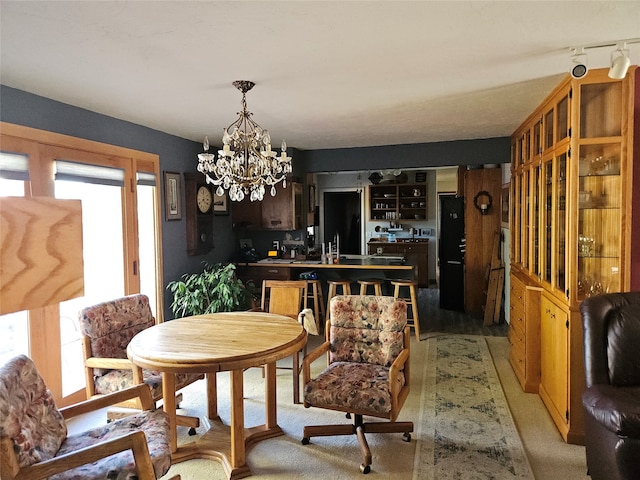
[577,143,621,298]
[532,119,542,157]
[532,163,540,277]
[556,95,569,143]
[542,159,553,284]
[555,152,567,295]
[512,175,521,264]
[544,108,554,152]
[576,79,623,300]
[521,169,530,270]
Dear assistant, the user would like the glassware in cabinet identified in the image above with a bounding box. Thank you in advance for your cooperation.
[555,153,567,294]
[577,144,621,299]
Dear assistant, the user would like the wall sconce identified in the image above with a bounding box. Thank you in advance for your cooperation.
[474,191,493,216]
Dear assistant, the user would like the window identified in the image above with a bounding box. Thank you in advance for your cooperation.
[0,125,163,405]
[0,153,30,364]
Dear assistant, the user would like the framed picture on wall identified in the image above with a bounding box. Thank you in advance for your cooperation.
[501,184,510,227]
[213,190,229,215]
[164,171,182,221]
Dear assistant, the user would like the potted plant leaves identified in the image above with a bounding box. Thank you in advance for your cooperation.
[167,262,253,318]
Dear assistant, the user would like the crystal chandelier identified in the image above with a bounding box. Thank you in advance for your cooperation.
[197,80,292,202]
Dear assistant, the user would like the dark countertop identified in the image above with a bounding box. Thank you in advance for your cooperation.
[241,254,414,270]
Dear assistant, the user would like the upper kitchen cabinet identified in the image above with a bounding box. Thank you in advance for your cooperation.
[231,180,303,231]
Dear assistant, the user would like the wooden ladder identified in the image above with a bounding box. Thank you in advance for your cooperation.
[483,230,504,326]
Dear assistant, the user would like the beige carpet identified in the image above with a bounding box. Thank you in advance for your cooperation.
[165,334,534,479]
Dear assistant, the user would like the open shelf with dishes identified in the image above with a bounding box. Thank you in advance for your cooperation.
[369,183,427,221]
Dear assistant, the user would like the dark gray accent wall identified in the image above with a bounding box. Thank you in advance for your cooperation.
[1,85,510,316]
[299,137,510,172]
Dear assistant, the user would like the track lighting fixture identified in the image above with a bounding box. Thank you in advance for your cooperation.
[609,43,631,79]
[569,37,639,80]
[570,48,588,79]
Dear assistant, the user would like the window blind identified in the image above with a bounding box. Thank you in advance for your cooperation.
[0,152,30,181]
[55,160,125,186]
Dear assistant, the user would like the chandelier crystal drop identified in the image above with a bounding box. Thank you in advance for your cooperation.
[197,80,292,202]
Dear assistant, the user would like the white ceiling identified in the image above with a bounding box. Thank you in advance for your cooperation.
[1,1,639,151]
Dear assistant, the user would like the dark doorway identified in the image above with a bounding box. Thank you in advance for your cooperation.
[439,194,465,311]
[323,191,361,254]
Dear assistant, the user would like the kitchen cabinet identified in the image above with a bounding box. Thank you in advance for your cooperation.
[369,183,427,221]
[510,67,639,444]
[539,293,570,430]
[231,181,303,230]
[508,272,541,393]
[367,240,429,287]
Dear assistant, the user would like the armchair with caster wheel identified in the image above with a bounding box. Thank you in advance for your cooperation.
[0,355,179,480]
[301,295,413,474]
[79,294,203,434]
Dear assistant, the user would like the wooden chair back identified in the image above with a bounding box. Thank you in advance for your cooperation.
[261,280,308,319]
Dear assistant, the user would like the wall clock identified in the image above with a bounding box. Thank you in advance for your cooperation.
[184,173,214,256]
[197,185,213,213]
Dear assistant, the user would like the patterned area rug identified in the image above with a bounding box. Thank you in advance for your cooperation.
[413,335,534,479]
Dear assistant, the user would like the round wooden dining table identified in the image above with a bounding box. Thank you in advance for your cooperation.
[127,311,307,480]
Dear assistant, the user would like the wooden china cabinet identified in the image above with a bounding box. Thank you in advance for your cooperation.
[509,67,639,444]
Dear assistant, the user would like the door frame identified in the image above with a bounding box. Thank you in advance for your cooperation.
[319,187,366,255]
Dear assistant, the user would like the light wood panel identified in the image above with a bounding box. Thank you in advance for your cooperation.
[0,196,84,315]
[463,167,502,316]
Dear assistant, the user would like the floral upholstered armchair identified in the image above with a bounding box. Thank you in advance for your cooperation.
[301,295,413,474]
[79,294,202,431]
[0,355,179,480]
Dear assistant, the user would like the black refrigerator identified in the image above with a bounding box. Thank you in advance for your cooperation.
[439,195,465,311]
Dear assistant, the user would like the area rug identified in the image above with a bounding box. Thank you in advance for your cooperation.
[413,335,534,479]
[164,334,533,479]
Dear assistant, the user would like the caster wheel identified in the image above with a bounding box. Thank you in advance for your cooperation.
[301,437,310,445]
[188,427,197,436]
[360,464,371,474]
[402,432,411,442]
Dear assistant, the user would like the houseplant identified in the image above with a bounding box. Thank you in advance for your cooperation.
[167,262,253,318]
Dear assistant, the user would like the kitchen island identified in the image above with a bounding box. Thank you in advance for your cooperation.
[235,254,415,297]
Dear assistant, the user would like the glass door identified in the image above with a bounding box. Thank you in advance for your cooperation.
[576,79,623,300]
[554,152,567,295]
[532,163,540,277]
[0,128,162,406]
[55,160,127,397]
[0,153,31,366]
[521,169,530,271]
[541,157,553,285]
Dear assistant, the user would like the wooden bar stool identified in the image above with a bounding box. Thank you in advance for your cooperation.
[357,278,383,296]
[326,280,352,318]
[391,279,421,340]
[305,279,326,324]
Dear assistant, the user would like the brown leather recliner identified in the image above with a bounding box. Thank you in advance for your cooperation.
[581,292,640,480]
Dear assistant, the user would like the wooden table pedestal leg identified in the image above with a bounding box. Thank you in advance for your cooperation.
[264,362,277,429]
[230,369,245,470]
[162,372,177,453]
